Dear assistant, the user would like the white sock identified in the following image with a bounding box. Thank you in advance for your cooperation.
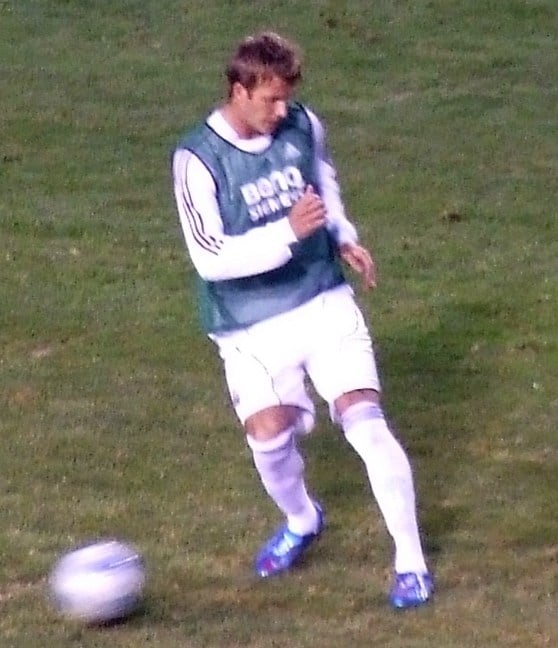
[247,428,320,536]
[341,401,428,574]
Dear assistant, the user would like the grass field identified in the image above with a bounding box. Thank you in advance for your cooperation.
[1,0,557,646]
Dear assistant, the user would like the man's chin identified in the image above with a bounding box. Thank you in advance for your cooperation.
[249,121,280,137]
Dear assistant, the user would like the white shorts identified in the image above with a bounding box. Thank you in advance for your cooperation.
[210,284,381,426]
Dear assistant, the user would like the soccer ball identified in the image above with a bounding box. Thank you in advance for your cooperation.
[49,539,146,624]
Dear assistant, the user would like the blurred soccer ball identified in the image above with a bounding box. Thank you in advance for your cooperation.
[49,539,145,624]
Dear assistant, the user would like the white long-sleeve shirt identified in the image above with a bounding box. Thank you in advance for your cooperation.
[172,107,358,282]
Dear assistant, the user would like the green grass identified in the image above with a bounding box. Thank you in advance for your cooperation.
[1,0,557,645]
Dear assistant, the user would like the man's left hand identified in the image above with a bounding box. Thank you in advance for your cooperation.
[339,243,376,290]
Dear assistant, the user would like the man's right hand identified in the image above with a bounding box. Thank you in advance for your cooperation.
[288,185,327,239]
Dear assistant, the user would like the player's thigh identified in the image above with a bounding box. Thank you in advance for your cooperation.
[306,290,381,405]
[215,333,314,426]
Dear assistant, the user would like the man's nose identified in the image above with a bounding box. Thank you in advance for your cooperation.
[275,101,288,119]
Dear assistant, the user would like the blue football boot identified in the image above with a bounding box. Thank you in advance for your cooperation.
[389,572,434,609]
[255,503,324,578]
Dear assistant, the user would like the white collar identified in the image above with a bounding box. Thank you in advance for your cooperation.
[206,110,272,154]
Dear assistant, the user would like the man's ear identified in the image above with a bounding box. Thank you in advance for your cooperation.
[231,81,248,102]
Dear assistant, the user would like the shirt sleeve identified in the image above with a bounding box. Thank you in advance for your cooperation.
[172,148,298,281]
[305,108,359,247]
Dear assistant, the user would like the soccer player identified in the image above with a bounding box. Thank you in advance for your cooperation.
[171,31,433,608]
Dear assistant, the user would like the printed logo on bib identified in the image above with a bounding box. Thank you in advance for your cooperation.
[240,165,305,222]
[284,143,301,160]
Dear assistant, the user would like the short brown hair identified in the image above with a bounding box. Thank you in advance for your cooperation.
[225,32,302,95]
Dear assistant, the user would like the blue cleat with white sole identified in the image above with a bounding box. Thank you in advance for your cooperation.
[255,504,324,578]
[389,572,434,609]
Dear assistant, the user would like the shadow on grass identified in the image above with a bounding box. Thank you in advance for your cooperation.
[378,298,513,556]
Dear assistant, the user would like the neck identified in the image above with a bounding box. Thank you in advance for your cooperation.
[220,103,258,139]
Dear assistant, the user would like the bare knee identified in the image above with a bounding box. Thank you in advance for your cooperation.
[334,389,380,419]
[245,405,302,441]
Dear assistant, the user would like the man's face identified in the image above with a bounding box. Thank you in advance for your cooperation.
[232,75,295,138]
